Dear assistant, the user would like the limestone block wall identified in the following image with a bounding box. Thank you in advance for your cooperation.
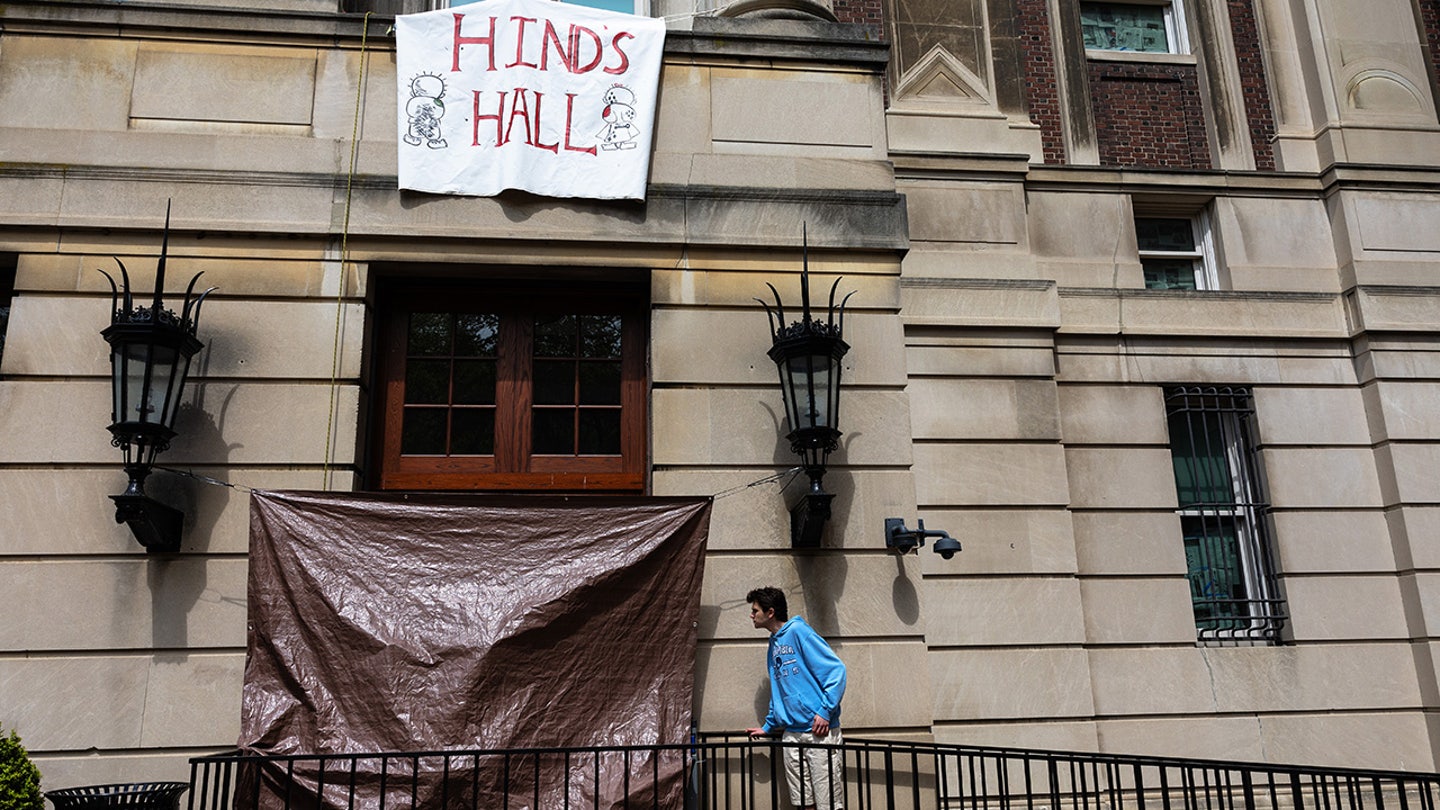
[0,0,918,790]
[0,228,365,785]
[655,249,931,738]
[896,165,1440,771]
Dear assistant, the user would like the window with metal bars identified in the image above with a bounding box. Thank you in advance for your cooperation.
[1164,386,1286,642]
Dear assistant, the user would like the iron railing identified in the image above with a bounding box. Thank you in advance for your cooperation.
[188,735,1440,810]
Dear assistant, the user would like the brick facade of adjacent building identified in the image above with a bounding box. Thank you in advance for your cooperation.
[833,0,885,34]
[1087,60,1212,168]
[1227,0,1277,170]
[1420,0,1440,100]
[1015,0,1067,163]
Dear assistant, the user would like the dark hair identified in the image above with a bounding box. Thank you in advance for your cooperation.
[746,587,788,622]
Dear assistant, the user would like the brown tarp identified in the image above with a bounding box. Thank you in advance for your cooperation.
[241,490,712,810]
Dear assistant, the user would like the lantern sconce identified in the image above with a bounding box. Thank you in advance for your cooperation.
[99,203,216,554]
[756,228,855,548]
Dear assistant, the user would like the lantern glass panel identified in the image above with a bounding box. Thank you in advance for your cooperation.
[114,339,185,429]
[161,351,193,429]
[119,344,156,425]
[785,354,837,430]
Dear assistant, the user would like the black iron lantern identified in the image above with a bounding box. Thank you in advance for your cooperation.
[757,232,855,548]
[99,205,215,553]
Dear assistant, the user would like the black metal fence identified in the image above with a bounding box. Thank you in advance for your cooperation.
[189,735,1440,810]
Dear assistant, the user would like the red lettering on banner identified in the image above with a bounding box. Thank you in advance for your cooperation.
[473,89,508,146]
[507,16,540,69]
[452,14,497,72]
[532,91,560,153]
[473,88,586,155]
[563,93,597,155]
[604,31,633,75]
[540,20,574,72]
[505,87,535,146]
[568,26,604,73]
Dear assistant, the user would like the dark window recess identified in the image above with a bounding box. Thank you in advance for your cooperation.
[0,255,16,372]
[1165,386,1286,643]
[373,282,646,492]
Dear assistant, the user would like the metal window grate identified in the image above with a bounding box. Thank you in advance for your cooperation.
[1164,386,1286,643]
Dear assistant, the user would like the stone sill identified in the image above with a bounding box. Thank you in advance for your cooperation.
[1024,165,1325,197]
[1083,49,1197,66]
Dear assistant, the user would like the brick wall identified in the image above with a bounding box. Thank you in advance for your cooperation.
[1227,0,1277,170]
[833,0,886,35]
[1421,0,1440,104]
[1015,0,1067,163]
[1087,60,1212,168]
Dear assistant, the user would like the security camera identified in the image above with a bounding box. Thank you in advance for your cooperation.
[932,534,962,560]
[884,518,961,560]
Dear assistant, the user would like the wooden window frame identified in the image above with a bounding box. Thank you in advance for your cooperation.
[371,281,647,492]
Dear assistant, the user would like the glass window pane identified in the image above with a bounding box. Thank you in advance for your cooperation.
[1136,218,1196,251]
[408,312,452,356]
[1143,258,1200,290]
[454,314,499,357]
[534,360,577,405]
[578,361,622,405]
[450,408,495,455]
[1183,516,1248,630]
[564,0,637,12]
[578,409,622,455]
[401,408,447,455]
[580,315,623,358]
[406,359,451,404]
[533,409,574,454]
[1168,411,1233,506]
[453,0,635,7]
[1080,2,1171,52]
[534,315,577,357]
[453,360,496,405]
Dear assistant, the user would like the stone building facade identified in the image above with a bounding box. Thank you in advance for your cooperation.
[1,0,1438,790]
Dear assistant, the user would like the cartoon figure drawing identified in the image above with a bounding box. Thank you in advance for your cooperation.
[597,85,639,151]
[404,73,448,149]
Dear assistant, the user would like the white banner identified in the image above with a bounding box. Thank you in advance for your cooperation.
[396,0,666,200]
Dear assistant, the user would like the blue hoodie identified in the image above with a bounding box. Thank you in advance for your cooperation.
[761,617,847,733]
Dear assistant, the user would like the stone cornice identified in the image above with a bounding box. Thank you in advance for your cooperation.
[1021,166,1325,198]
[892,158,1440,195]
[0,163,908,248]
[0,0,887,66]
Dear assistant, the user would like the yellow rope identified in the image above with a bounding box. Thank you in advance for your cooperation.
[323,11,374,490]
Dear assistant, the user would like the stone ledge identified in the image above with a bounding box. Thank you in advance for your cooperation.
[0,165,909,249]
[672,16,887,66]
[0,0,371,43]
[1024,165,1325,197]
[1,0,888,67]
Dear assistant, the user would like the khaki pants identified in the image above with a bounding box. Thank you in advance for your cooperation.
[781,729,844,810]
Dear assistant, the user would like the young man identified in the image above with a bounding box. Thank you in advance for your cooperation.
[745,586,847,810]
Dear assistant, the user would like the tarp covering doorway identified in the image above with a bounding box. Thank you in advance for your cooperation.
[241,490,712,809]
